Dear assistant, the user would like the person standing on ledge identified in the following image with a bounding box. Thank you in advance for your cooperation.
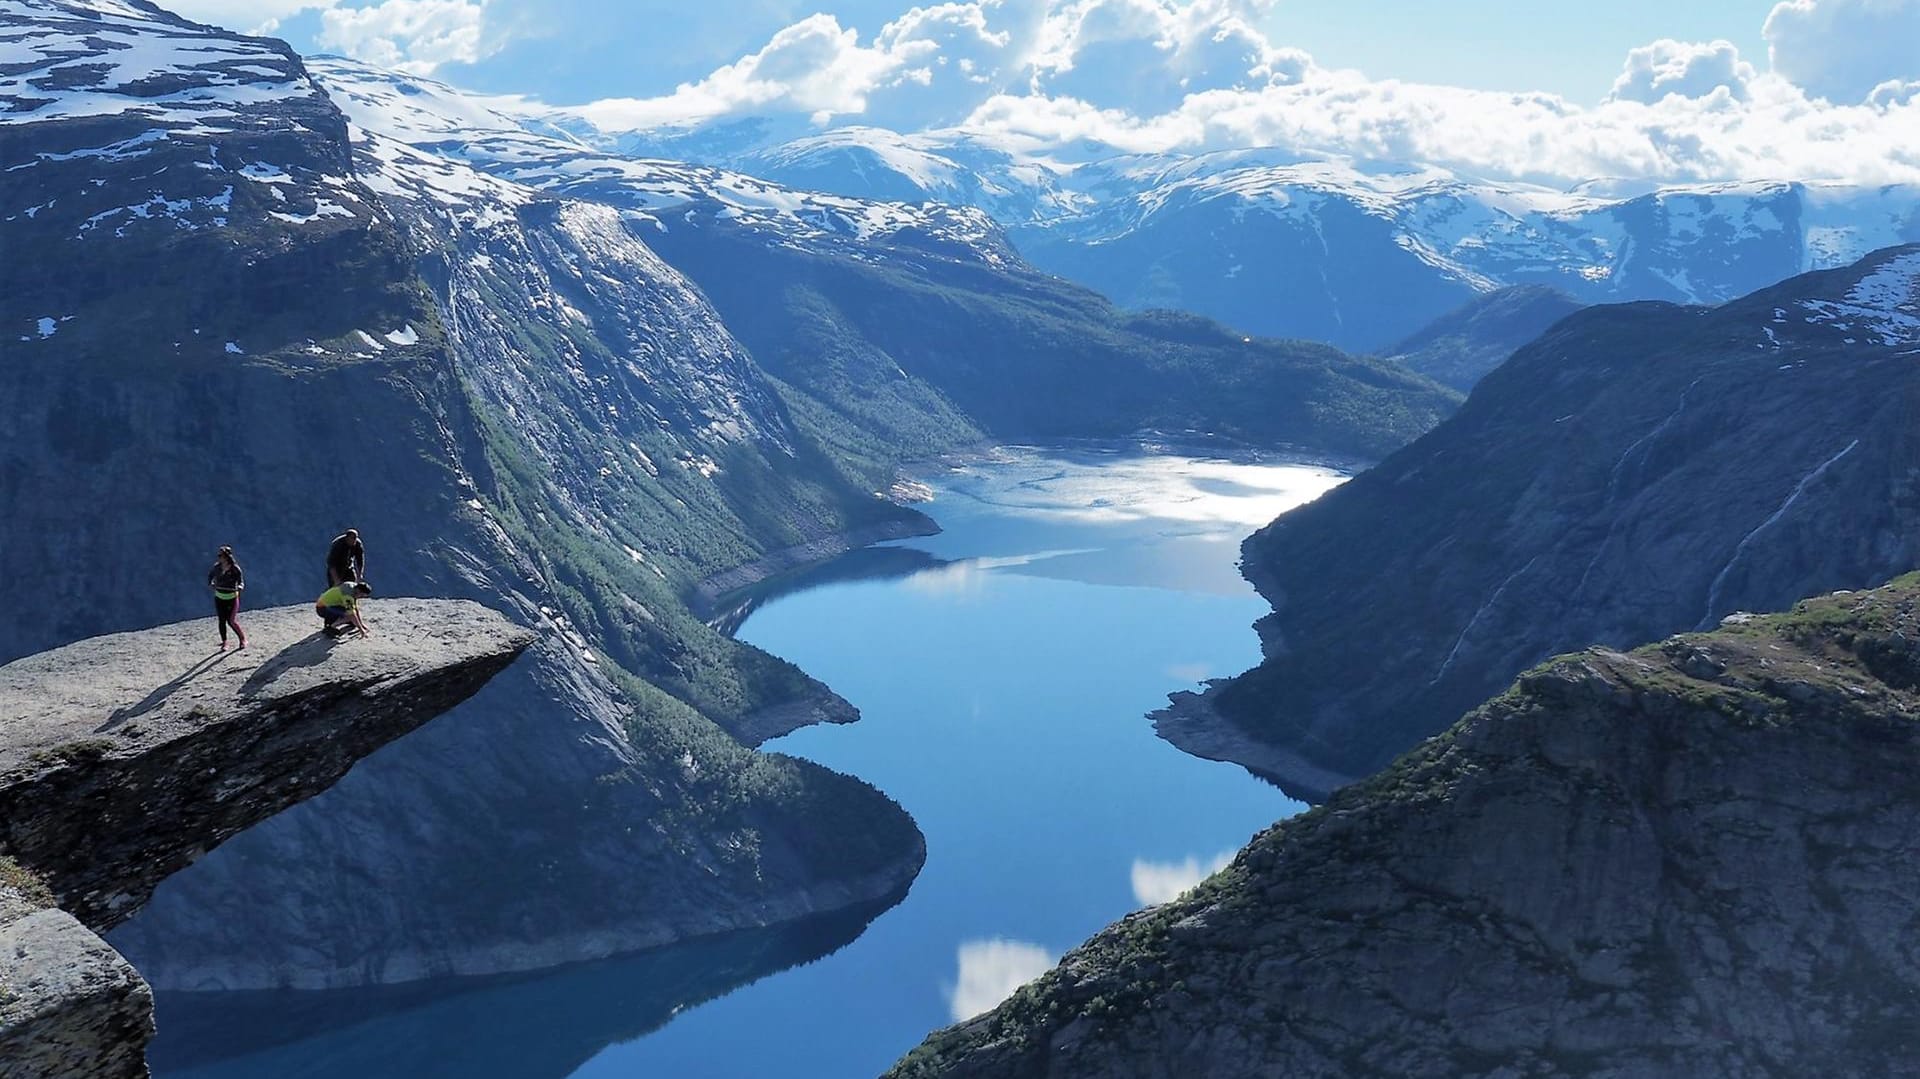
[316,580,374,639]
[208,545,247,651]
[327,527,365,587]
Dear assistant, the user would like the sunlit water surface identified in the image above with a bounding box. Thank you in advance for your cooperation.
[150,446,1343,1079]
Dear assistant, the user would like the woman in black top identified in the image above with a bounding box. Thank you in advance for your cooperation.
[209,545,247,651]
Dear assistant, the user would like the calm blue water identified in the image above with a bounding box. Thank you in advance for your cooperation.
[148,446,1339,1079]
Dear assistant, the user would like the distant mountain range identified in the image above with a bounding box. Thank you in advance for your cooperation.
[602,122,1920,352]
[285,64,1920,355]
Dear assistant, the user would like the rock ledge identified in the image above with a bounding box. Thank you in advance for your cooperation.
[0,599,531,1079]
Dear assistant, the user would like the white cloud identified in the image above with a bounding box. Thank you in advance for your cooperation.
[946,938,1056,1021]
[1608,39,1756,103]
[576,13,900,129]
[318,0,496,75]
[1765,0,1920,102]
[553,0,1920,187]
[1028,0,1306,113]
[1130,850,1233,906]
[1868,78,1920,108]
[163,0,336,36]
[959,64,1920,185]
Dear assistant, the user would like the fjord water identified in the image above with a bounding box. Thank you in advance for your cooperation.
[148,447,1338,1079]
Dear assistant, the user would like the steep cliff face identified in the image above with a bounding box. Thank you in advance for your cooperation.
[0,601,531,1079]
[1180,246,1920,793]
[893,576,1920,1079]
[3,0,924,993]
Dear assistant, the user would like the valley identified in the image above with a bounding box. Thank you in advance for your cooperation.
[4,1,1920,1076]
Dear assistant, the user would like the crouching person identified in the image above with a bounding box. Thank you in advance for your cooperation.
[317,580,374,638]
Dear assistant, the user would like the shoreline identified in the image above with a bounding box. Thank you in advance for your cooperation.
[1150,682,1357,804]
[690,515,941,616]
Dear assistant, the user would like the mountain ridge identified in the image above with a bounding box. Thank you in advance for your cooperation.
[1193,243,1920,795]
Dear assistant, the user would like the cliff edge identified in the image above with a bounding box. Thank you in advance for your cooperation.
[893,575,1920,1078]
[0,600,533,1078]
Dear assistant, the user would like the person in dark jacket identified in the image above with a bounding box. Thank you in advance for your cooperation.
[327,528,365,586]
[208,545,247,651]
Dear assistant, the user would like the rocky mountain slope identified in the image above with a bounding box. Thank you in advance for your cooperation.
[692,128,1920,352]
[1174,245,1920,796]
[309,58,1462,462]
[1383,285,1584,392]
[0,601,531,1079]
[891,575,1920,1078]
[3,0,923,995]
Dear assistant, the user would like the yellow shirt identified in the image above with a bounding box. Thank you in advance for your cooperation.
[317,586,358,610]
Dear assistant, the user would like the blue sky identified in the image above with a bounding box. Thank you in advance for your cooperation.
[215,0,1779,105]
[166,0,1919,185]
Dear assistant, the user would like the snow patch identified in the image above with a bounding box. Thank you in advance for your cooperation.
[1798,251,1920,347]
[384,324,419,346]
[224,341,243,354]
[269,199,355,225]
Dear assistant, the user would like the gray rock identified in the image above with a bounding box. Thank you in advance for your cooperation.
[0,909,150,1079]
[0,600,533,931]
[0,601,527,1079]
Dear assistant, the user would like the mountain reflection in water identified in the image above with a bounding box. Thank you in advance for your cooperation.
[146,892,901,1079]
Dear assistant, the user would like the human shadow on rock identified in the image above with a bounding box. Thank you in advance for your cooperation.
[145,888,906,1079]
[237,633,345,697]
[99,651,232,730]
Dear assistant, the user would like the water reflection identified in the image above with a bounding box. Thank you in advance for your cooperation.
[1129,851,1236,906]
[146,890,904,1079]
[946,939,1057,1022]
[706,546,947,635]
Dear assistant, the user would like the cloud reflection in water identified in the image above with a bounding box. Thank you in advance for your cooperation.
[1130,850,1236,907]
[946,938,1058,1022]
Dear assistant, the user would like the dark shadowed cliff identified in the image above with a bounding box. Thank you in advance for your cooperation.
[1172,246,1920,795]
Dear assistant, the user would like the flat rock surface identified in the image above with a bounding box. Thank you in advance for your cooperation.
[0,598,533,931]
[0,599,529,780]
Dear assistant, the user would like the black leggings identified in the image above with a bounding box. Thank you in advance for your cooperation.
[215,595,243,642]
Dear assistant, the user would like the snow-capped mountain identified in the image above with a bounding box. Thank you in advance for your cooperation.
[664,124,1920,351]
[307,58,1017,269]
[738,126,1089,226]
[304,55,1457,461]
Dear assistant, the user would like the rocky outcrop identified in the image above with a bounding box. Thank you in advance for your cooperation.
[893,576,1920,1078]
[1,865,150,1079]
[0,601,533,929]
[1195,245,1920,794]
[0,601,531,1079]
